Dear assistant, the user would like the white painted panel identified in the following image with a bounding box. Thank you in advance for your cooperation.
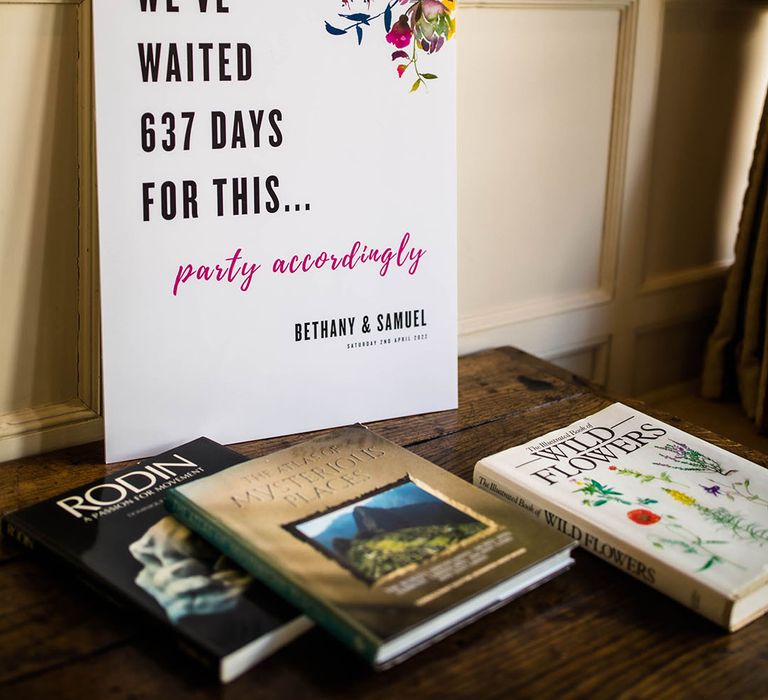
[645,2,768,279]
[0,4,80,415]
[633,315,715,396]
[549,341,608,386]
[458,5,619,319]
[551,349,595,380]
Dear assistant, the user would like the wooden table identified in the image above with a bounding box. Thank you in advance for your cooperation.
[2,347,768,699]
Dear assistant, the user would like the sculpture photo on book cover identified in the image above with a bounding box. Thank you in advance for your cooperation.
[286,478,497,586]
[129,516,252,622]
[1,438,311,683]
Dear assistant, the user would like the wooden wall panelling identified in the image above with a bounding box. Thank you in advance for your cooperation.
[0,0,101,463]
[2,0,768,459]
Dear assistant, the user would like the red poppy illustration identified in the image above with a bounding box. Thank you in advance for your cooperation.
[627,509,661,525]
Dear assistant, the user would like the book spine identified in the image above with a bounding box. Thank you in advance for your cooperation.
[164,490,378,663]
[473,462,733,629]
[2,517,36,552]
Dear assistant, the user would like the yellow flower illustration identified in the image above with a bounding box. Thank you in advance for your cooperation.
[663,488,697,506]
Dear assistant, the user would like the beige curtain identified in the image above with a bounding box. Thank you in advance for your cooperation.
[702,90,768,430]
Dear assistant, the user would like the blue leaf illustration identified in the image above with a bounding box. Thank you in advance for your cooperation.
[356,25,363,45]
[325,22,347,36]
[384,5,392,32]
[340,13,371,24]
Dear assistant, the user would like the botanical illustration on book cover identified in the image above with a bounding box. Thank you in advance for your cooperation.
[482,404,768,595]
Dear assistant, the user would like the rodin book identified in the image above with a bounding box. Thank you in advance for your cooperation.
[473,402,768,631]
[1,438,311,682]
[164,426,576,668]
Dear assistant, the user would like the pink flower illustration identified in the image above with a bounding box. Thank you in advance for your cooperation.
[325,0,456,91]
[386,16,413,48]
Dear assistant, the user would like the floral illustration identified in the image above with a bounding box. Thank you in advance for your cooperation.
[573,479,631,507]
[608,465,684,486]
[325,1,456,92]
[663,488,697,507]
[661,489,768,546]
[627,509,661,526]
[649,522,745,573]
[701,484,722,497]
[703,477,768,510]
[572,479,658,508]
[654,441,737,476]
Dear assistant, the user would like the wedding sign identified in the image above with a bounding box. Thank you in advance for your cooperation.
[93,1,457,462]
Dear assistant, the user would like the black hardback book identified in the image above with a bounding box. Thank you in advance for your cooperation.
[1,438,310,682]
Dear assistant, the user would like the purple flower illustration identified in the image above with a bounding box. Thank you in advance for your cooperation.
[702,484,722,497]
[654,440,737,476]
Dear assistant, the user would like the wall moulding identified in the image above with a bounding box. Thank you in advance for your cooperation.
[458,0,638,305]
[640,261,732,295]
[459,0,639,339]
[637,0,768,293]
[0,0,101,463]
[0,0,84,5]
[459,289,611,337]
[631,311,720,395]
[459,0,635,9]
[543,336,611,386]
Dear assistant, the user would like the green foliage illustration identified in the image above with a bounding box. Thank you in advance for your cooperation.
[573,479,658,508]
[662,489,768,546]
[573,479,631,507]
[649,522,745,573]
[609,466,684,486]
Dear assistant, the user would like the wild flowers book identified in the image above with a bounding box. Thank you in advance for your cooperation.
[1,438,311,682]
[164,426,575,668]
[473,403,768,631]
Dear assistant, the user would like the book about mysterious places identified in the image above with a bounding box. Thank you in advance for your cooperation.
[473,402,768,631]
[1,438,311,682]
[164,426,575,668]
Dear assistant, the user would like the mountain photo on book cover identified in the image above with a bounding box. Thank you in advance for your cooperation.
[288,480,494,585]
[165,427,576,667]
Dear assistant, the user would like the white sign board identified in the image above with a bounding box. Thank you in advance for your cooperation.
[93,0,457,462]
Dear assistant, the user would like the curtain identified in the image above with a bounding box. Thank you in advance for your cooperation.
[702,89,768,430]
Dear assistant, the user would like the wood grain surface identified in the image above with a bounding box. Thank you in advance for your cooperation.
[1,347,767,700]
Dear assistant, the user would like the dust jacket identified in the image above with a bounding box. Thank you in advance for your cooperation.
[1,438,311,682]
[474,403,768,631]
[164,426,575,668]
